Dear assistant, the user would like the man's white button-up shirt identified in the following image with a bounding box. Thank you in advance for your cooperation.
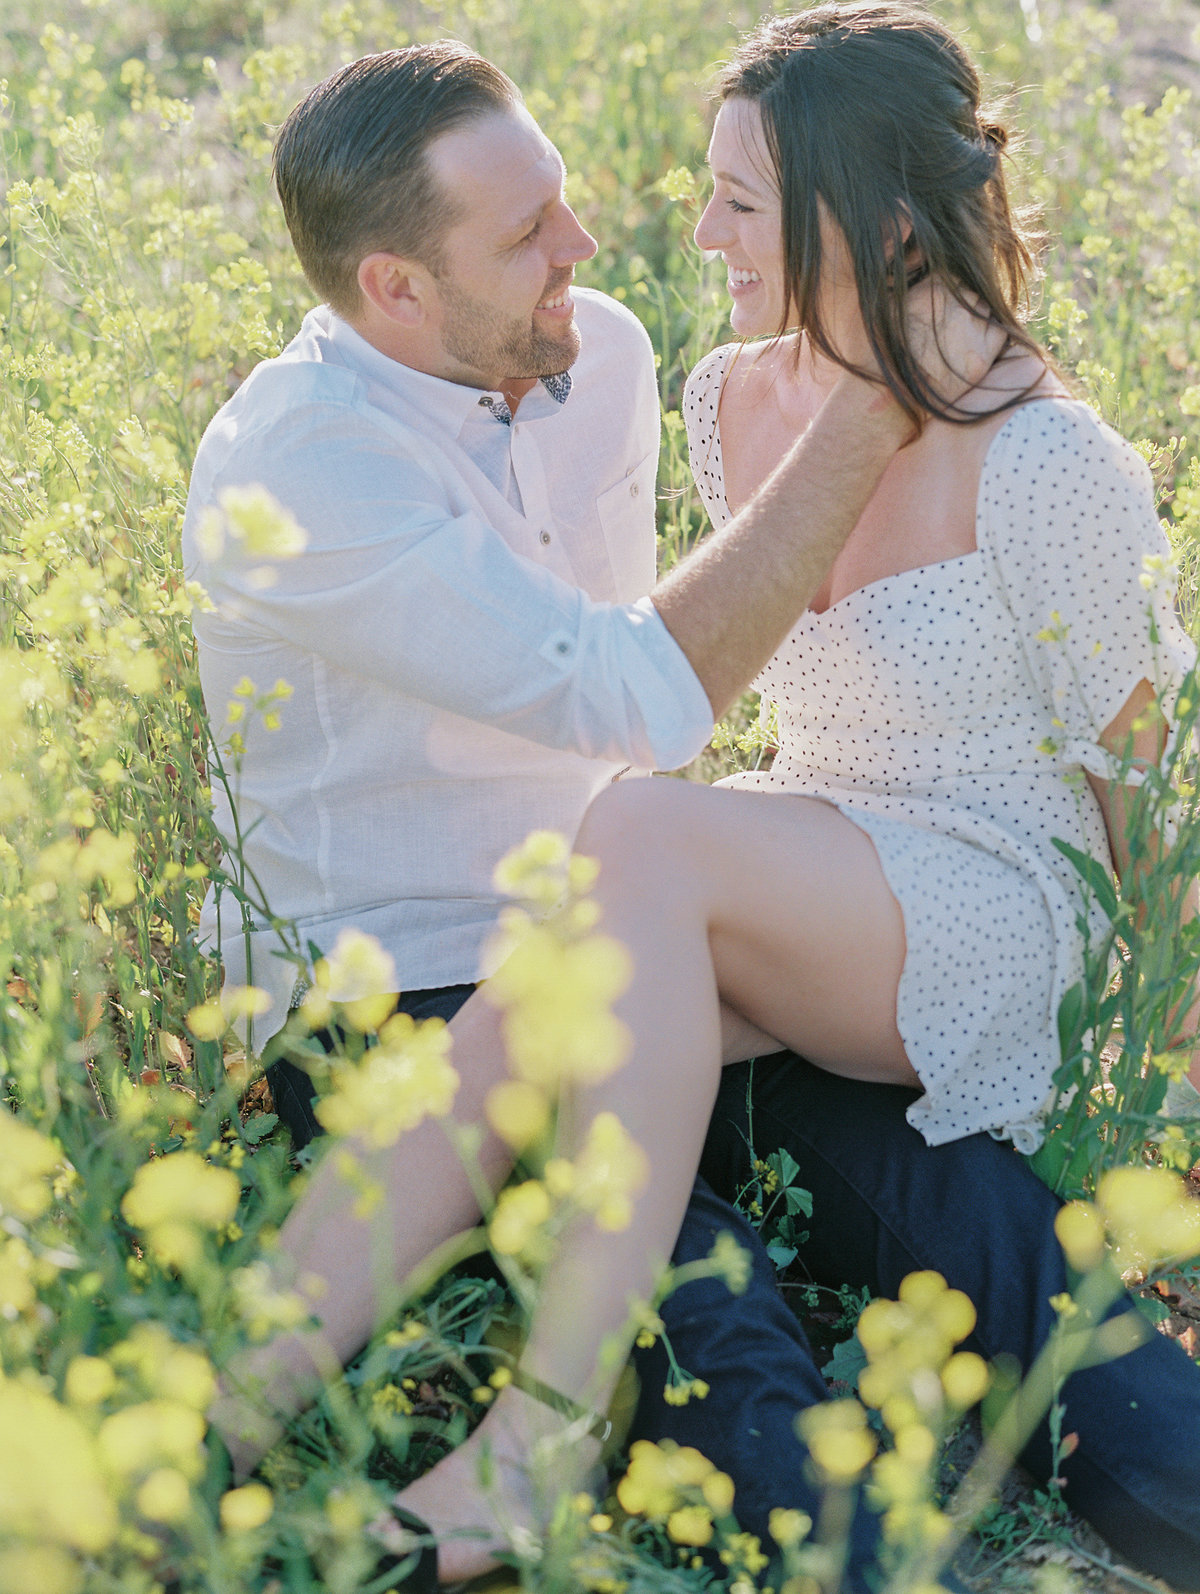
[182,289,713,1039]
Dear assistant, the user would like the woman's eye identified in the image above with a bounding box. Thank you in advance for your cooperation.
[727,198,752,214]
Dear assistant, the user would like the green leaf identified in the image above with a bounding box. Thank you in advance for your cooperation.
[1051,837,1120,920]
[822,1334,868,1390]
[772,1148,802,1187]
[1056,981,1088,1057]
[241,1112,278,1143]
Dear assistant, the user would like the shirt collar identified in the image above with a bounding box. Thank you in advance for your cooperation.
[478,371,573,427]
[322,308,573,430]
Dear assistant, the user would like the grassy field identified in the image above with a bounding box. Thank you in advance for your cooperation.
[3,0,1200,1589]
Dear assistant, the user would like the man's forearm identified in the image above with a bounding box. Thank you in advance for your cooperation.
[652,376,909,718]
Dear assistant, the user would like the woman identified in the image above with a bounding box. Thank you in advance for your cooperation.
[386,3,1193,1574]
[222,5,1195,1582]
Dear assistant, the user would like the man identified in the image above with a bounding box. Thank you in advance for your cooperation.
[183,41,1200,1590]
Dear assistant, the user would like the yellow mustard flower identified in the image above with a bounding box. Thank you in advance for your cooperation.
[0,1114,61,1222]
[97,1398,206,1479]
[570,1110,650,1232]
[796,1399,877,1484]
[121,1150,240,1268]
[0,1379,117,1552]
[489,1179,553,1259]
[220,1481,274,1532]
[316,1013,458,1147]
[0,1544,83,1594]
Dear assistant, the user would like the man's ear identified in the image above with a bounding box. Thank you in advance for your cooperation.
[356,252,436,328]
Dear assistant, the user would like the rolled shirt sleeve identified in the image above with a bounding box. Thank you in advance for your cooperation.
[196,427,712,771]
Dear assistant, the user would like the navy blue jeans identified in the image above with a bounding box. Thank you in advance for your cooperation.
[267,1008,1200,1590]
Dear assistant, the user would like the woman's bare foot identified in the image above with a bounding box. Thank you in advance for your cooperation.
[391,1385,602,1583]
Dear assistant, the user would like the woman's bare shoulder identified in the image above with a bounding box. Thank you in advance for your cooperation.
[715,335,803,416]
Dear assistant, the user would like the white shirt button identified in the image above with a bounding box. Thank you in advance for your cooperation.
[629,481,640,498]
[540,530,551,545]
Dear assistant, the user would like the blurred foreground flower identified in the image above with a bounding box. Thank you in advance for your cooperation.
[485,833,632,1088]
[855,1271,981,1420]
[797,1397,877,1485]
[549,1110,650,1232]
[221,1480,274,1531]
[301,926,398,1033]
[0,1379,117,1555]
[315,1012,458,1147]
[121,1149,240,1267]
[1056,1164,1200,1274]
[616,1438,735,1543]
[0,1114,62,1222]
[196,483,308,589]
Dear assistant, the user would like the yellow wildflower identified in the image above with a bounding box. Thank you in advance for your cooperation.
[308,927,397,1032]
[121,1151,240,1268]
[0,1380,117,1551]
[667,1505,713,1546]
[485,914,632,1088]
[0,1544,83,1594]
[570,1110,650,1231]
[220,1481,274,1532]
[489,1179,552,1258]
[0,1236,36,1313]
[616,1439,718,1518]
[0,1113,61,1222]
[316,1013,458,1147]
[941,1352,990,1409]
[65,1356,116,1407]
[1096,1165,1200,1270]
[136,1467,193,1523]
[1054,1200,1107,1273]
[796,1399,877,1484]
[768,1507,812,1548]
[486,1079,550,1148]
[97,1398,206,1479]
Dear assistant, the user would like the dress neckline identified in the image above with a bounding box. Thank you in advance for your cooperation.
[700,344,1085,617]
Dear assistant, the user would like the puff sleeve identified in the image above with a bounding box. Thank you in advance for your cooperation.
[977,399,1194,780]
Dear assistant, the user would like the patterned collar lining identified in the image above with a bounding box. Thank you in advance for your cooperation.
[479,370,573,427]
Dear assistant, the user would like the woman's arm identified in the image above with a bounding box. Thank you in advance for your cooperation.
[1087,677,1200,1090]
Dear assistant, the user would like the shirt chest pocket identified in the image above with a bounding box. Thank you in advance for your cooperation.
[594,451,658,602]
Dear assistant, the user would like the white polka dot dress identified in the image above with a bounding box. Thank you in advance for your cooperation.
[685,344,1195,1150]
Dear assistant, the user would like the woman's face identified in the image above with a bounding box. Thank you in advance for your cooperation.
[694,98,787,338]
[694,96,864,357]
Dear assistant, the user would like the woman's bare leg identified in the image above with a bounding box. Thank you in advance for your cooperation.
[396,779,917,1578]
[212,996,516,1473]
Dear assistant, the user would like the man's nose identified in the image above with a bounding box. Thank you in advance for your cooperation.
[553,204,598,265]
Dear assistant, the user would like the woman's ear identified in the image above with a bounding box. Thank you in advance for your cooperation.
[883,205,914,259]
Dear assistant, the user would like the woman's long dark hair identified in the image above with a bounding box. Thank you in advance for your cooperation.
[717,4,1049,425]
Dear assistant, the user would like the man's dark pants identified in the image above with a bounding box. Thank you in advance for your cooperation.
[267,991,1200,1590]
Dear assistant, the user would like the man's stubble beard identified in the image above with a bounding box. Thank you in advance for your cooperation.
[437,277,581,383]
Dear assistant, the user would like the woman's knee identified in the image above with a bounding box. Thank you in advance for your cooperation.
[575,776,686,863]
